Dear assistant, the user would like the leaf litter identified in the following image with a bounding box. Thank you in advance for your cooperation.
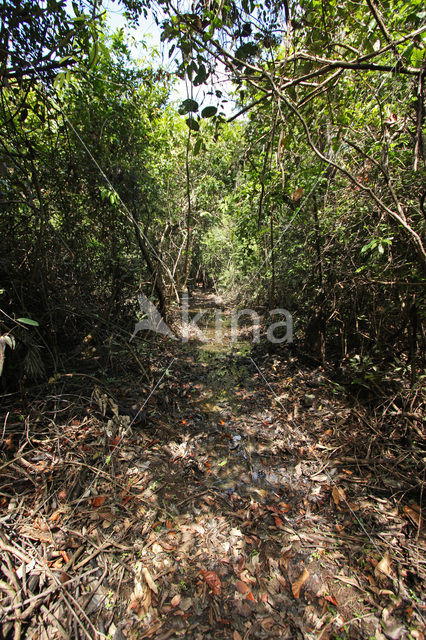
[0,292,425,639]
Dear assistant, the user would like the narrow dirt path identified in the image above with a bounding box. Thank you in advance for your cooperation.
[1,293,424,640]
[108,292,424,639]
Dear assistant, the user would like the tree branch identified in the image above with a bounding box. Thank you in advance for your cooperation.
[272,85,426,267]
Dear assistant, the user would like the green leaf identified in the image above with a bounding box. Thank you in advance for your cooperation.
[186,61,197,81]
[17,318,39,327]
[241,22,252,37]
[181,41,192,55]
[88,42,99,69]
[193,63,207,85]
[235,42,258,61]
[193,137,203,155]
[3,336,15,349]
[361,239,376,254]
[54,72,66,90]
[178,99,199,115]
[201,106,217,118]
[410,47,425,68]
[186,117,200,132]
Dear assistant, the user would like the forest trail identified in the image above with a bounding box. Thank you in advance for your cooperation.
[1,293,424,640]
[3,2,426,636]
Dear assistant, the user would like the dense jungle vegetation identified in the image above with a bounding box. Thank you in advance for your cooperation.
[1,0,425,390]
[0,1,425,638]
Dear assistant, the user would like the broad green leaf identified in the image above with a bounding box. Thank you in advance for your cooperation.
[361,240,376,254]
[241,22,252,37]
[54,72,66,90]
[186,117,200,132]
[410,47,425,68]
[235,42,258,61]
[88,42,99,69]
[178,99,199,115]
[201,106,217,118]
[193,63,207,85]
[193,137,203,155]
[17,318,39,327]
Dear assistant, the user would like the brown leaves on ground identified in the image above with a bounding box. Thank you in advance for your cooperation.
[1,294,424,640]
[291,568,309,599]
[375,551,394,581]
[403,504,423,532]
[200,569,222,595]
[332,485,346,507]
[235,579,250,594]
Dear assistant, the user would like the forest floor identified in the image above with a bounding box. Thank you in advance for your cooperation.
[0,292,425,640]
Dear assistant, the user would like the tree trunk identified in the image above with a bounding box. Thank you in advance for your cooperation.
[131,206,167,318]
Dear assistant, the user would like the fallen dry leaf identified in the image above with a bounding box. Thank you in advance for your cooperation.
[60,572,71,583]
[260,617,275,630]
[311,473,328,482]
[235,579,250,594]
[142,567,158,594]
[59,550,70,563]
[92,496,105,508]
[332,486,346,506]
[291,568,309,599]
[171,594,181,607]
[382,619,407,640]
[403,504,423,530]
[98,510,116,525]
[19,524,54,544]
[201,570,221,595]
[279,545,292,571]
[233,631,243,640]
[51,558,63,569]
[375,551,393,580]
[49,509,62,523]
[128,580,151,615]
[333,574,362,590]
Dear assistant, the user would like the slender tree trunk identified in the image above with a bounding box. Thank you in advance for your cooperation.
[270,213,275,307]
[409,295,418,386]
[131,206,167,318]
[182,129,192,289]
[312,194,323,289]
